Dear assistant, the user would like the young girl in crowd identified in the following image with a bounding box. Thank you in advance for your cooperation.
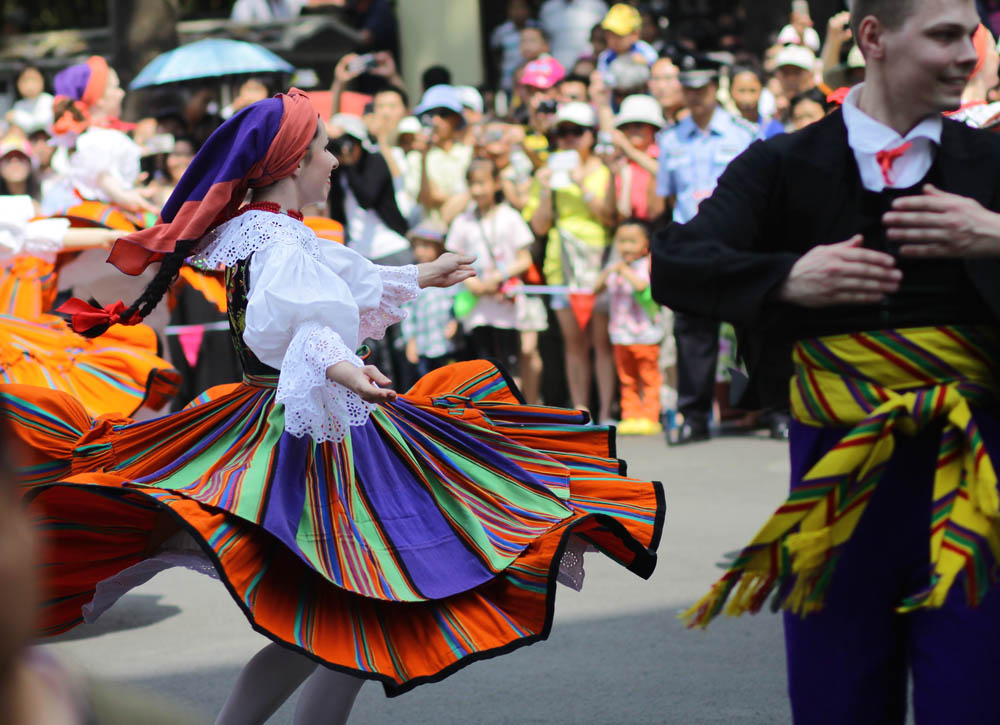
[447,157,538,389]
[728,65,785,140]
[595,218,663,435]
[5,64,53,135]
[401,219,459,381]
[0,136,41,201]
[2,89,663,724]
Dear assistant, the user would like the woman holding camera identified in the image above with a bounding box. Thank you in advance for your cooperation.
[524,101,615,423]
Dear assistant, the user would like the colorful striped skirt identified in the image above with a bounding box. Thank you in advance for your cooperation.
[0,312,179,418]
[3,360,663,695]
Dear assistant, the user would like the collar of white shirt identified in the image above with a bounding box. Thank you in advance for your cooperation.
[841,83,942,192]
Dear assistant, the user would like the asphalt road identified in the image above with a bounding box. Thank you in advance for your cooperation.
[47,432,794,724]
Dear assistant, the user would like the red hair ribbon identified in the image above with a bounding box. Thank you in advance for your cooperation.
[57,298,141,334]
[826,87,850,106]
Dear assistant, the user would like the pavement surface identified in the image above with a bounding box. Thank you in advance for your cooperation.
[47,432,795,724]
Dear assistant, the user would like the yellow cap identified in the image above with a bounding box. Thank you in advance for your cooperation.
[601,3,641,36]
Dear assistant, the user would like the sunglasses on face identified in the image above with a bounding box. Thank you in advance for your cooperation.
[555,125,587,138]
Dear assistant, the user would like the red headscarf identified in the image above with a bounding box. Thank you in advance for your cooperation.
[108,88,318,276]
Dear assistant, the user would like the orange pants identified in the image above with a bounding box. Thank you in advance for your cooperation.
[613,344,662,422]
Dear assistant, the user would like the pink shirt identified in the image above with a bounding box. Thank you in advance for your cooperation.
[607,256,664,346]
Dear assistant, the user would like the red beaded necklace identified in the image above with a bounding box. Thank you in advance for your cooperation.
[235,201,304,221]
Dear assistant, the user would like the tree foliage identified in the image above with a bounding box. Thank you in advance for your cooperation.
[3,0,234,33]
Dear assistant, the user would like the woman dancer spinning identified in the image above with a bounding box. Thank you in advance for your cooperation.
[4,90,663,724]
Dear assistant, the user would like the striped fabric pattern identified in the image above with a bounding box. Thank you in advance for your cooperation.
[0,313,180,418]
[0,245,180,418]
[0,257,58,318]
[683,326,1000,628]
[2,360,663,694]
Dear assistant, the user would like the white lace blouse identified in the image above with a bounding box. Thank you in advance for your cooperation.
[193,210,420,443]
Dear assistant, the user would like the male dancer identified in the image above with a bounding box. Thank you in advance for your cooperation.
[653,1,1000,722]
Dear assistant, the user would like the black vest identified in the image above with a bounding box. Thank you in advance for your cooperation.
[784,156,993,340]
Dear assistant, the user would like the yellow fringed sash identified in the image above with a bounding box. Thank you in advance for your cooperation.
[683,326,1000,628]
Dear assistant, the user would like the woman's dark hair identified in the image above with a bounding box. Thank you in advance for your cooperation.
[730,64,764,86]
[559,74,591,88]
[0,154,41,200]
[467,156,505,205]
[52,97,86,125]
[615,216,652,241]
[790,87,833,114]
[78,238,197,339]
[14,64,47,98]
[421,65,452,91]
[374,83,409,109]
[521,25,550,43]
[467,156,499,182]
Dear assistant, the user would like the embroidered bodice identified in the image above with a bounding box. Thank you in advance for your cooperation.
[206,209,420,442]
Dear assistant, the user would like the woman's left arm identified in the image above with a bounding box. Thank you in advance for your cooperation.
[575,163,613,226]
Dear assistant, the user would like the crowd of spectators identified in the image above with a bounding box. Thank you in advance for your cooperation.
[4,0,1000,441]
[317,0,891,440]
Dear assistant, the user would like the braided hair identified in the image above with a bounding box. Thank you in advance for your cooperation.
[52,97,87,125]
[76,238,197,339]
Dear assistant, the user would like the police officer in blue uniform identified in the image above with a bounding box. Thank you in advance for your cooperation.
[654,55,755,444]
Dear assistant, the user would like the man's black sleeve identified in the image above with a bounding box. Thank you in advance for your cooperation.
[345,153,392,209]
[651,140,800,326]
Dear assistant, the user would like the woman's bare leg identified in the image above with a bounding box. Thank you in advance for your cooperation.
[555,308,591,412]
[215,642,317,725]
[519,330,543,404]
[292,666,364,725]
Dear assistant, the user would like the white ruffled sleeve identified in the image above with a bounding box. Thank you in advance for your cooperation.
[0,196,68,261]
[244,232,385,443]
[358,264,420,341]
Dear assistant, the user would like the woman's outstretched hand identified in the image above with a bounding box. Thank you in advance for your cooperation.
[418,253,477,289]
[326,362,397,403]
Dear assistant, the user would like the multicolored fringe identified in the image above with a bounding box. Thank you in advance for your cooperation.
[683,326,1000,628]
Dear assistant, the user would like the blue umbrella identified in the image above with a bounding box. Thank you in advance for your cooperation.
[130,38,294,89]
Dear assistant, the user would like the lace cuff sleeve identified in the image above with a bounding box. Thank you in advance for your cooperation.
[358,264,420,341]
[277,322,374,443]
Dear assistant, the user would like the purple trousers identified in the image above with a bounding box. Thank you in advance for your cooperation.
[783,411,1000,724]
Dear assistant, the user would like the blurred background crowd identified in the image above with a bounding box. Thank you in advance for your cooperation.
[2,0,1000,444]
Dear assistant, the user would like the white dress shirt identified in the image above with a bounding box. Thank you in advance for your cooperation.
[842,84,942,192]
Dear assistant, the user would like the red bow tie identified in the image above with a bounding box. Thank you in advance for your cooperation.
[875,142,913,186]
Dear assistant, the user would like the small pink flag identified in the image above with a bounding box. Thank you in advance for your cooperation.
[178,325,205,368]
